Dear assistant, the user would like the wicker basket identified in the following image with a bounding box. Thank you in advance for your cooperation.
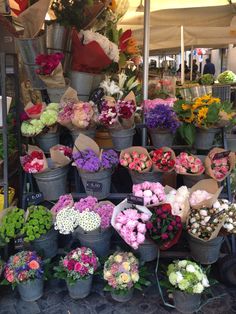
[0,187,15,210]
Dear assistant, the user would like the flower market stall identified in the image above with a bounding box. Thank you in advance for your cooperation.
[2,0,236,313]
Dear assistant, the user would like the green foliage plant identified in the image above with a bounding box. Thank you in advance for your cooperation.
[0,207,25,243]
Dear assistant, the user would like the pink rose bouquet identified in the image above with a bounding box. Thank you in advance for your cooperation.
[54,247,98,283]
[120,150,152,173]
[20,151,45,173]
[132,181,166,206]
[206,149,232,181]
[175,152,205,175]
[114,208,151,249]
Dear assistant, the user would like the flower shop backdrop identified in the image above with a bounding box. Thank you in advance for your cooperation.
[1,0,236,312]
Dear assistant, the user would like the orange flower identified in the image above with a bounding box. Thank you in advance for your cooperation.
[28,260,40,270]
[126,38,140,55]
[108,0,117,12]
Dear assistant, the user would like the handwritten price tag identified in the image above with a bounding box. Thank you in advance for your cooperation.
[14,237,24,250]
[213,151,230,160]
[25,192,44,207]
[127,194,144,206]
[86,181,102,192]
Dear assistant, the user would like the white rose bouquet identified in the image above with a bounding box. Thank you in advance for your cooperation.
[167,260,209,294]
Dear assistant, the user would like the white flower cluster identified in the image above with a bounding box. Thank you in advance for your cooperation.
[168,260,209,294]
[166,186,189,216]
[78,210,101,232]
[100,76,123,98]
[213,199,236,233]
[54,206,80,235]
[80,30,119,63]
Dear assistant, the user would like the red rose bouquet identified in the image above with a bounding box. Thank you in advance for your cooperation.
[150,147,175,172]
[20,150,45,173]
[4,251,43,287]
[146,204,182,250]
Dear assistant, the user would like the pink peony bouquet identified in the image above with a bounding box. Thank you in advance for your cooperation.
[54,247,98,283]
[120,150,152,173]
[175,152,205,175]
[132,181,166,206]
[114,208,151,249]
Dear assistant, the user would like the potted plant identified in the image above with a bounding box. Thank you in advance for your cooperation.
[103,251,150,302]
[23,205,58,259]
[3,251,44,302]
[54,247,98,299]
[166,260,209,313]
[145,104,180,148]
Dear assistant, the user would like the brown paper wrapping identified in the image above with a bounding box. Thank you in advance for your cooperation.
[38,63,66,88]
[176,153,205,177]
[152,147,176,173]
[27,144,48,172]
[25,102,46,119]
[189,179,223,210]
[120,146,152,173]
[16,0,51,38]
[50,145,71,167]
[205,147,236,182]
[73,133,100,156]
[60,87,79,104]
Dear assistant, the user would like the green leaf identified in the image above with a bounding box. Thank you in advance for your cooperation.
[104,285,112,292]
[178,123,196,145]
[134,283,142,291]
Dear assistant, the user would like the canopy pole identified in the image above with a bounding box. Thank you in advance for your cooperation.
[181,25,185,85]
[190,45,193,81]
[142,0,150,146]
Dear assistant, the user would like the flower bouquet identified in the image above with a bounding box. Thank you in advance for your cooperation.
[72,134,118,199]
[51,194,74,214]
[167,260,209,313]
[120,147,152,173]
[150,147,175,173]
[143,98,176,113]
[54,247,98,299]
[54,206,80,235]
[104,251,148,302]
[35,52,66,88]
[24,102,45,119]
[204,148,235,181]
[20,149,46,173]
[132,181,166,207]
[111,199,152,250]
[213,199,235,233]
[49,145,72,167]
[146,203,182,250]
[145,104,180,148]
[4,251,44,301]
[175,152,205,176]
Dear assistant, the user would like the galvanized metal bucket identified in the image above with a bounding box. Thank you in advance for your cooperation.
[67,276,92,299]
[194,128,220,150]
[71,128,96,142]
[31,228,58,259]
[187,234,224,264]
[79,168,112,200]
[74,227,112,258]
[173,290,201,313]
[111,288,133,302]
[70,71,103,101]
[33,159,68,201]
[135,238,158,263]
[46,23,72,74]
[110,127,135,152]
[35,131,60,153]
[17,278,43,302]
[226,134,236,151]
[129,169,163,185]
[149,128,173,148]
[46,79,70,103]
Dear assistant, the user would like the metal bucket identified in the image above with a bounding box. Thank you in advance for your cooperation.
[111,288,133,302]
[31,228,58,259]
[226,134,236,151]
[33,159,68,201]
[67,276,92,299]
[70,71,103,101]
[173,290,201,313]
[149,129,173,148]
[187,234,224,264]
[135,239,158,263]
[79,168,112,200]
[71,128,96,142]
[194,128,220,150]
[35,132,60,153]
[47,79,70,103]
[110,127,135,152]
[74,227,112,258]
[129,169,163,184]
[46,23,72,74]
[17,278,43,302]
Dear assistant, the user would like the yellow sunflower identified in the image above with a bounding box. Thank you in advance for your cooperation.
[182,104,191,111]
[197,107,208,125]
[185,110,195,123]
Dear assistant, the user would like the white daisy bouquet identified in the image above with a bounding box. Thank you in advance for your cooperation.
[167,260,209,294]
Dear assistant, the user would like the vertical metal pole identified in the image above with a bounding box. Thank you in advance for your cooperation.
[142,0,150,146]
[0,53,9,208]
[181,25,185,85]
[190,46,193,81]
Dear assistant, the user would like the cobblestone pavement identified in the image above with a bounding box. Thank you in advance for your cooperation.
[0,270,236,314]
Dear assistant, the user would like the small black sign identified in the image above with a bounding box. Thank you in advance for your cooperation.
[208,209,226,223]
[86,181,102,192]
[14,237,24,250]
[213,151,231,160]
[25,192,44,207]
[127,194,144,206]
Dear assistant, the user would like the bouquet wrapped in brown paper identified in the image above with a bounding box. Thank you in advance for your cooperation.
[175,152,205,176]
[120,146,153,174]
[150,147,176,173]
[50,145,72,167]
[205,147,236,182]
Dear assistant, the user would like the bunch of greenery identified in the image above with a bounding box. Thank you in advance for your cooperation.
[51,0,94,30]
[200,74,214,85]
[22,205,53,242]
[0,207,25,243]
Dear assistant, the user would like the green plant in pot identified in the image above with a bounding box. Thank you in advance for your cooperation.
[22,205,58,259]
[0,207,25,244]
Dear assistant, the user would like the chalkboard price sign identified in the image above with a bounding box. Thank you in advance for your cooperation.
[127,194,144,206]
[86,181,102,192]
[25,192,44,207]
[14,237,24,250]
